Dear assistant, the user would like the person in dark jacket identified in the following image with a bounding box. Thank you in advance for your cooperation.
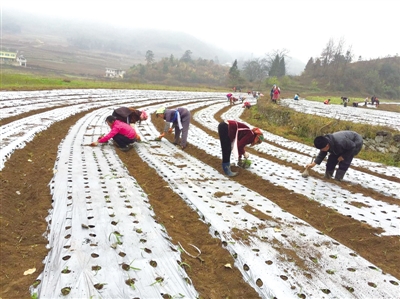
[305,131,363,181]
[155,107,191,149]
[218,120,264,177]
[112,107,148,125]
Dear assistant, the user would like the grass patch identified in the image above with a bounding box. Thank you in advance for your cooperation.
[0,71,225,92]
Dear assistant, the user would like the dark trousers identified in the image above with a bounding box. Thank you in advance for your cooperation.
[326,153,353,172]
[218,122,231,163]
[113,134,135,148]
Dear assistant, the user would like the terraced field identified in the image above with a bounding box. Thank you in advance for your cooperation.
[1,90,399,299]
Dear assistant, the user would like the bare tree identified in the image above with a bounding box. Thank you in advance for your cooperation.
[320,38,335,66]
[243,58,268,82]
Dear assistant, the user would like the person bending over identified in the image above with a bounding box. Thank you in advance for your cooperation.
[218,120,264,177]
[112,107,148,125]
[305,131,363,181]
[155,107,191,150]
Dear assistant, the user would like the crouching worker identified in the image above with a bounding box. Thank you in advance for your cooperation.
[218,120,264,177]
[305,131,363,181]
[90,115,139,152]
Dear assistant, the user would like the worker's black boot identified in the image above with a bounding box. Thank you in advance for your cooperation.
[334,169,346,181]
[323,171,334,179]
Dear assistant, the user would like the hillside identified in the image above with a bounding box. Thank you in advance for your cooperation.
[2,8,305,78]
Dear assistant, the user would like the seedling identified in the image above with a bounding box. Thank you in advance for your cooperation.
[150,276,164,286]
[126,277,136,289]
[310,257,318,264]
[326,269,335,274]
[179,261,191,270]
[109,231,123,245]
[122,260,141,271]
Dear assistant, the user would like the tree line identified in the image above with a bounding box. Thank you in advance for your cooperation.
[302,38,400,99]
[127,50,228,86]
[126,41,399,99]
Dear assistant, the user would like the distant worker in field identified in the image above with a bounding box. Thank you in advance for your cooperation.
[324,99,331,105]
[112,107,148,125]
[243,101,251,109]
[272,86,280,103]
[305,131,363,181]
[155,107,191,150]
[217,120,264,177]
[226,93,233,102]
[341,97,349,105]
[90,115,139,152]
[294,94,300,101]
[229,96,239,105]
[270,85,276,100]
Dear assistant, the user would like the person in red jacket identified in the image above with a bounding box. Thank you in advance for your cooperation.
[272,87,280,103]
[218,120,264,176]
[90,115,138,151]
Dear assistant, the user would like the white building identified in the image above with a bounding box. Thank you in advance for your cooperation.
[105,68,125,78]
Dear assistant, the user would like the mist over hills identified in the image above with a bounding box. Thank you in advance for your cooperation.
[2,8,305,76]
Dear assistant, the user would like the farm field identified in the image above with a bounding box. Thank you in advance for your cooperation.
[0,90,399,299]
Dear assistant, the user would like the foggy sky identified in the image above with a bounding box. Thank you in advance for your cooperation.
[2,0,399,63]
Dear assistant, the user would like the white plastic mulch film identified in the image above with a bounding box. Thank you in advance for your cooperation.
[0,89,398,299]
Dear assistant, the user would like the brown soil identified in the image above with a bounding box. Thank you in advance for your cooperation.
[1,103,399,299]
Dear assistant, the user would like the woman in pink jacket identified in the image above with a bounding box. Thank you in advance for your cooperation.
[91,115,138,151]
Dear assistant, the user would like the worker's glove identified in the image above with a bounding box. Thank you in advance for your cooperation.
[135,135,141,142]
[90,141,98,146]
[168,127,173,134]
[243,151,249,159]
